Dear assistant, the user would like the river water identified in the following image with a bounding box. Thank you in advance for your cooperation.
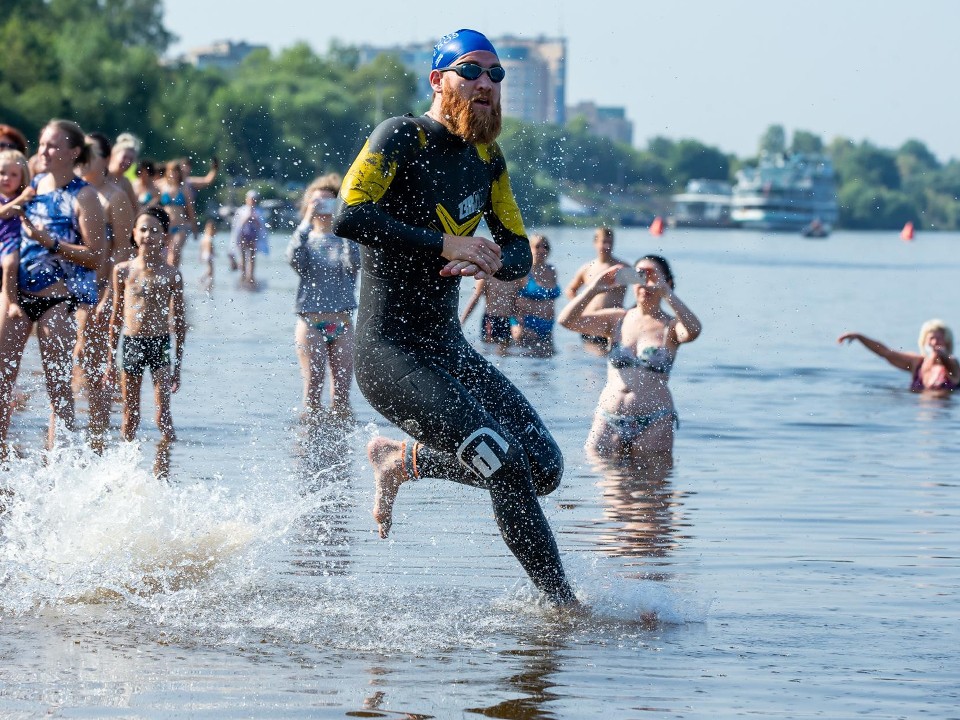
[1,227,958,718]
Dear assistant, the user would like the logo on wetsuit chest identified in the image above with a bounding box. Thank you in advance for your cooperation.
[458,190,485,219]
[457,428,510,478]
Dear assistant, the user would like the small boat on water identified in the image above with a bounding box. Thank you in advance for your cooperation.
[800,218,831,238]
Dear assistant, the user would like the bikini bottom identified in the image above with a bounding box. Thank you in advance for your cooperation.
[599,407,679,443]
[17,292,76,323]
[311,320,348,343]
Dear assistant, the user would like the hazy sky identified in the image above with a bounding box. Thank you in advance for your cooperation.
[162,0,959,161]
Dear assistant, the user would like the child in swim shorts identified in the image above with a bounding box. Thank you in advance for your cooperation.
[105,207,186,444]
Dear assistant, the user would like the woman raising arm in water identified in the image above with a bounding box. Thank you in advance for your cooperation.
[558,255,701,463]
[838,320,960,392]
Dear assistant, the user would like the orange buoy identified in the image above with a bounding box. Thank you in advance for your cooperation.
[900,221,915,242]
[649,216,665,236]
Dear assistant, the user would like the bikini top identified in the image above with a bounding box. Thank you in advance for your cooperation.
[160,189,186,207]
[910,361,960,392]
[517,273,561,301]
[139,190,154,205]
[608,324,675,374]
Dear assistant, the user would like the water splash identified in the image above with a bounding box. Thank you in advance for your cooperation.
[1,429,707,652]
[0,439,299,616]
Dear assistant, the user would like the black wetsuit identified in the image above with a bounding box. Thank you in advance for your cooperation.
[334,114,574,603]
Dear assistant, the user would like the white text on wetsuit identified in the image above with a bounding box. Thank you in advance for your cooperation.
[458,191,484,219]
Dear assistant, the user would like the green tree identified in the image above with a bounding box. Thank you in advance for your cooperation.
[759,124,786,155]
[790,129,824,155]
[830,138,900,190]
[896,139,940,187]
[669,139,730,186]
[838,179,917,229]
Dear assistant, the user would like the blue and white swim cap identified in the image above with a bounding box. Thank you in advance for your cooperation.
[432,29,498,70]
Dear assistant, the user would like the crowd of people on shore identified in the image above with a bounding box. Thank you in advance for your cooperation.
[0,118,289,471]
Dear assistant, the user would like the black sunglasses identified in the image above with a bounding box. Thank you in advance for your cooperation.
[437,63,506,83]
[0,141,21,151]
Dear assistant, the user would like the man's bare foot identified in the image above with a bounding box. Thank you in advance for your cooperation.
[367,437,408,539]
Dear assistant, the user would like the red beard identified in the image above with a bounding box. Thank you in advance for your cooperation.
[439,88,502,145]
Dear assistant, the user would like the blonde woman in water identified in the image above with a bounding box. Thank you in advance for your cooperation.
[838,319,960,393]
[558,254,701,462]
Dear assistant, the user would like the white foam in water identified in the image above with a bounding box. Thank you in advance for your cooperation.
[570,554,711,625]
[0,438,303,616]
[499,553,710,626]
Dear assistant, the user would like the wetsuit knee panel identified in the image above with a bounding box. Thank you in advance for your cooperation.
[529,453,563,496]
[457,427,528,482]
[519,422,563,495]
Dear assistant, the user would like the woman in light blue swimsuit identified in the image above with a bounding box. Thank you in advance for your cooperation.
[512,234,562,356]
[558,255,701,461]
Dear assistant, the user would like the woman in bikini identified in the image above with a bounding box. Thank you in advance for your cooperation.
[157,160,197,267]
[512,233,562,357]
[558,254,701,462]
[287,173,360,424]
[0,119,106,457]
[838,320,960,393]
[133,158,161,212]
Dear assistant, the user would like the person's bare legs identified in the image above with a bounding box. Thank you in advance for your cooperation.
[36,305,78,449]
[367,436,410,539]
[167,230,186,267]
[0,311,32,460]
[585,412,623,463]
[152,365,175,441]
[295,319,328,421]
[327,326,354,420]
[120,371,144,441]
[240,247,257,287]
[76,301,112,453]
[628,418,674,466]
[153,435,173,480]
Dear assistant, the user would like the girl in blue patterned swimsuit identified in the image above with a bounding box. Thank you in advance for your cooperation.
[0,119,106,457]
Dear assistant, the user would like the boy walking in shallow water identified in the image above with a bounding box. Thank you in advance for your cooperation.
[105,207,186,442]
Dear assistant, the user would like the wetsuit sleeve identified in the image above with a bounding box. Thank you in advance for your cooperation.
[485,144,531,282]
[333,116,443,253]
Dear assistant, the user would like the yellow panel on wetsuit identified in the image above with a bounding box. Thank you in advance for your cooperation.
[334,114,530,283]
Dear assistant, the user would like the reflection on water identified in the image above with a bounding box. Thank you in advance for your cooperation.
[289,418,358,578]
[587,455,692,576]
[468,636,565,720]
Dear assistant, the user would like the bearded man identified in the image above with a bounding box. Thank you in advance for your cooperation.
[333,29,577,607]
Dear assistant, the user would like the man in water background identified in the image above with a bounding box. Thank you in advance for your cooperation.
[334,28,577,607]
[565,226,627,349]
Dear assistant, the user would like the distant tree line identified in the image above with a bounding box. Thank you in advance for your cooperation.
[3,1,958,229]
